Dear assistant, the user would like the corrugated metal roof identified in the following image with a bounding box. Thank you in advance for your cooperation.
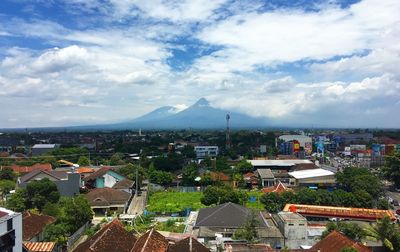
[23,242,55,252]
[283,204,397,221]
[249,159,313,167]
[288,168,334,179]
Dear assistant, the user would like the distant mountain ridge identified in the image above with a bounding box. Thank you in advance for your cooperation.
[111,98,268,129]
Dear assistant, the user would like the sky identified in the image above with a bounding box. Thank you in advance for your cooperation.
[0,0,399,128]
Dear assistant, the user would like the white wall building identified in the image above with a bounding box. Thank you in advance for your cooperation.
[194,146,219,159]
[0,207,22,252]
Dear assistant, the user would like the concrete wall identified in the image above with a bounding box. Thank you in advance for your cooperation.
[55,173,80,196]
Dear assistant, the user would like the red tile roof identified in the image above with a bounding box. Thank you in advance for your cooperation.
[76,167,95,174]
[283,204,397,221]
[209,172,230,182]
[11,163,52,174]
[262,182,292,194]
[23,242,56,252]
[23,212,56,241]
[74,218,137,252]
[83,167,112,181]
[311,230,372,252]
[168,237,210,252]
[131,229,169,252]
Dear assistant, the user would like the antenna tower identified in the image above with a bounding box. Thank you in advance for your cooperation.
[226,113,231,150]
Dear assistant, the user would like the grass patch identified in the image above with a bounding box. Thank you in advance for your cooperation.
[147,191,205,213]
[244,190,265,210]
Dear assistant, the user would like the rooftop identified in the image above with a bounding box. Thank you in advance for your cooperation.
[23,242,56,252]
[257,169,274,179]
[288,168,334,179]
[32,144,57,149]
[131,229,168,252]
[249,159,313,167]
[23,212,56,241]
[195,202,267,228]
[283,204,397,221]
[311,230,372,252]
[74,218,137,252]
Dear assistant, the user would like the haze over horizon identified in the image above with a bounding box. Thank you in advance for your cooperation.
[1,0,400,129]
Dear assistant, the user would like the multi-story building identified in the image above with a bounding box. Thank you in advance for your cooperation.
[0,207,22,252]
[194,146,219,159]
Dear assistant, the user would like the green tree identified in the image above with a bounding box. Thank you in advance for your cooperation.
[182,163,198,186]
[377,198,391,210]
[235,159,253,173]
[26,178,60,211]
[321,222,365,241]
[233,210,259,243]
[43,223,68,245]
[384,151,400,188]
[216,157,230,171]
[0,180,16,195]
[260,192,284,213]
[77,156,90,166]
[59,195,93,232]
[6,188,28,212]
[109,153,125,165]
[364,216,397,251]
[182,145,196,159]
[0,167,16,181]
[201,185,244,206]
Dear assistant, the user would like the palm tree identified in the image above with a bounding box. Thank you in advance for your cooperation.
[364,216,395,251]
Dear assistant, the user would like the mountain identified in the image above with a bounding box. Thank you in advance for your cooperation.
[111,98,268,129]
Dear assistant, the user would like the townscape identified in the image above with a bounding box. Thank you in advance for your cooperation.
[1,129,400,252]
[1,0,400,251]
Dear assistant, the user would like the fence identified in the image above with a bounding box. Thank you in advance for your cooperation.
[67,221,91,250]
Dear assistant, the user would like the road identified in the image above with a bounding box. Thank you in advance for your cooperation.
[126,189,147,215]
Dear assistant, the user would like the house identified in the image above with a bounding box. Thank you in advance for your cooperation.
[18,169,80,196]
[288,168,335,188]
[243,172,259,189]
[23,242,56,252]
[75,167,95,178]
[257,169,275,187]
[131,229,169,252]
[209,172,231,186]
[193,202,283,247]
[85,187,131,215]
[31,144,59,156]
[168,236,210,252]
[112,178,134,193]
[311,230,372,252]
[22,212,56,242]
[73,219,137,252]
[0,207,22,252]
[83,167,126,189]
[10,163,52,174]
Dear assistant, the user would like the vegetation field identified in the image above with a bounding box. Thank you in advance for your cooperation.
[147,191,205,213]
[244,190,264,210]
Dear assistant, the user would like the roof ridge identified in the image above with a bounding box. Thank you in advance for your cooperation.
[139,229,154,252]
[90,226,111,250]
[196,202,240,226]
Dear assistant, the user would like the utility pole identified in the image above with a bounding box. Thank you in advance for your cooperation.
[226,113,231,150]
[135,168,139,196]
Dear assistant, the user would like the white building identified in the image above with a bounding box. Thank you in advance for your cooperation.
[194,146,219,159]
[0,207,22,252]
[275,212,308,249]
[288,168,336,188]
